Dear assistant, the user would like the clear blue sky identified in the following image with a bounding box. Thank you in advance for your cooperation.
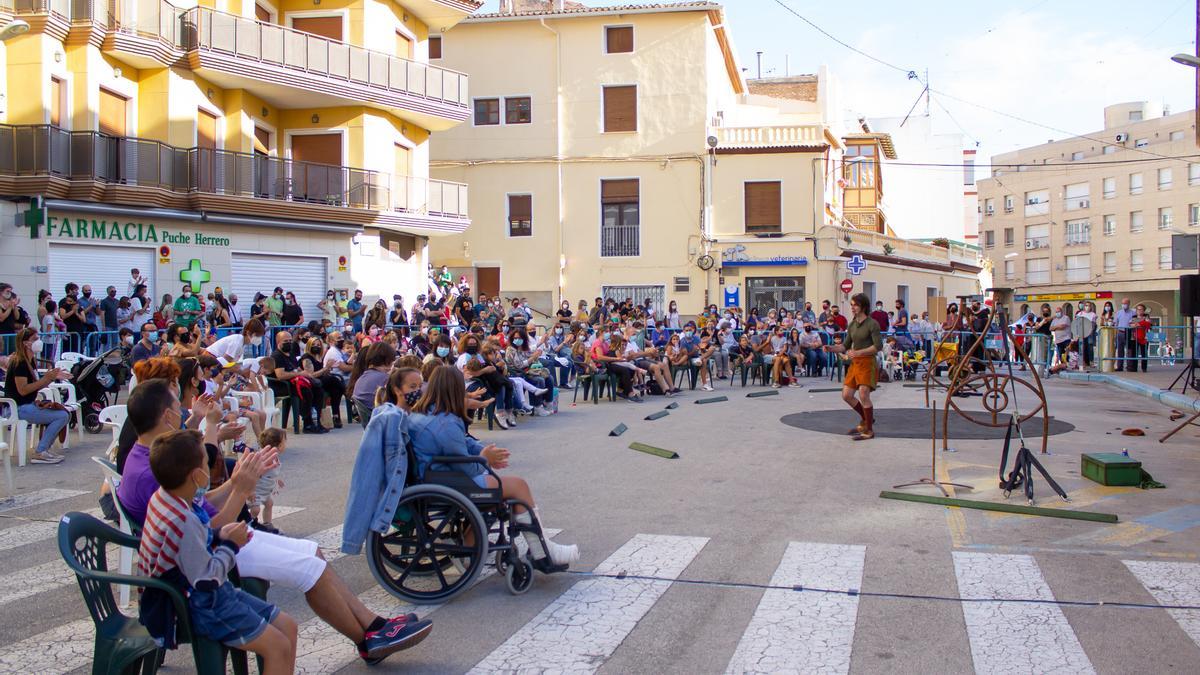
[474,1,1196,163]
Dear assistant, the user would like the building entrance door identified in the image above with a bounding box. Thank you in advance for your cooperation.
[747,276,806,315]
[476,267,500,298]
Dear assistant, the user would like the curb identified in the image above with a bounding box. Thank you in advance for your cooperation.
[1060,372,1200,413]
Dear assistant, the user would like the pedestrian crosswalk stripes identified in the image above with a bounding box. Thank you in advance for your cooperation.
[2,518,1200,674]
[953,551,1095,674]
[1123,560,1200,649]
[468,533,709,674]
[725,542,865,674]
[0,508,102,554]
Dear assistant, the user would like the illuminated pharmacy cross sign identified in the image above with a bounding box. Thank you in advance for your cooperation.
[180,259,211,292]
[846,254,867,275]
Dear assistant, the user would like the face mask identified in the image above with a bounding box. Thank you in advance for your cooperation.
[554,328,563,335]
[123,335,134,345]
[1122,303,1130,310]
[250,335,263,346]
[395,302,403,308]
[280,342,294,354]
[30,339,44,353]
[183,291,191,298]
[601,332,610,341]
[192,470,210,501]
[1043,311,1051,317]
[465,344,479,355]
[403,390,421,407]
[83,291,92,298]
[684,331,694,338]
[436,346,450,357]
[513,338,525,347]
[804,327,812,333]
[287,299,296,305]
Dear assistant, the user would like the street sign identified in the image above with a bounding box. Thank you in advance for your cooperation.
[839,278,853,294]
[846,254,867,275]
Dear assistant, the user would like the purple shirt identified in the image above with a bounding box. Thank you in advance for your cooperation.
[118,442,217,525]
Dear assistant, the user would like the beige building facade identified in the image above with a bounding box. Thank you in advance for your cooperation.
[977,101,1198,324]
[429,1,980,319]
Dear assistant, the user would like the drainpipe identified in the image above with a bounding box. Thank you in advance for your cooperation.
[539,17,565,304]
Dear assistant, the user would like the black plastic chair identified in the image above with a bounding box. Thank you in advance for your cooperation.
[57,511,256,675]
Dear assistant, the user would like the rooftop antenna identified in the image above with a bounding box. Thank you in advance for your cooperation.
[756,51,763,79]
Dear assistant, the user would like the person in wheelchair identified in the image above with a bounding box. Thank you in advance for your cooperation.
[404,367,579,569]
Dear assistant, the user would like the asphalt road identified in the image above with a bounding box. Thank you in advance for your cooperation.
[1,375,1198,674]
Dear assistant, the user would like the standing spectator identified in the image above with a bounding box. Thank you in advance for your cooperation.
[1050,304,1072,364]
[665,300,681,330]
[4,328,70,463]
[227,293,244,327]
[555,300,573,327]
[40,299,64,361]
[389,295,408,329]
[209,288,232,328]
[870,300,890,334]
[263,287,284,327]
[99,286,119,337]
[817,299,832,326]
[1114,298,1135,371]
[1132,304,1152,373]
[587,297,604,326]
[126,268,147,297]
[79,284,101,337]
[365,299,388,333]
[59,283,88,352]
[1100,300,1115,327]
[129,285,153,332]
[154,293,174,329]
[281,291,304,327]
[1077,301,1098,368]
[892,299,909,335]
[346,289,365,335]
[318,290,340,328]
[454,293,475,327]
[827,305,848,332]
[0,283,23,353]
[422,293,446,327]
[173,284,202,328]
[206,318,267,366]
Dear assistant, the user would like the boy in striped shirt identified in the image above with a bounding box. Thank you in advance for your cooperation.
[140,429,297,673]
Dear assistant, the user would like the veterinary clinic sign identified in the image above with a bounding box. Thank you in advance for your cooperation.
[35,215,231,247]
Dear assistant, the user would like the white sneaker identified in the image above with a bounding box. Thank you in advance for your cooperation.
[701,384,714,391]
[495,414,510,430]
[789,381,801,388]
[543,539,580,566]
[771,383,781,389]
[534,405,551,417]
[532,387,549,397]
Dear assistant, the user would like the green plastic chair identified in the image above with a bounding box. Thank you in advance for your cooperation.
[57,511,256,675]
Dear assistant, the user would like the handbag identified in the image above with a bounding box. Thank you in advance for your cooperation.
[35,399,69,444]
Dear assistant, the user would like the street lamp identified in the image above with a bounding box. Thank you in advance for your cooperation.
[1171,53,1200,67]
[1169,1,1200,148]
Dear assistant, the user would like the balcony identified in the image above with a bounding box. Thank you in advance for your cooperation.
[26,0,470,130]
[821,225,983,274]
[0,124,468,231]
[1024,200,1050,217]
[715,125,826,150]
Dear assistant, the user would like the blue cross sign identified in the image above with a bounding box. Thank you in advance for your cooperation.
[846,254,867,275]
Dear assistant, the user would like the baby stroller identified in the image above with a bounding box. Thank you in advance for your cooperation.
[70,347,129,434]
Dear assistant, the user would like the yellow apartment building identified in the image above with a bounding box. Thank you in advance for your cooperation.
[0,0,478,318]
[977,101,1198,324]
[429,1,980,318]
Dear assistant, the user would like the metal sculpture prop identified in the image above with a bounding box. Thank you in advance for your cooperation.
[898,299,1056,499]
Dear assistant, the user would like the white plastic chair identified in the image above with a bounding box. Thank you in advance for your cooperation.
[0,401,14,499]
[58,351,86,364]
[0,397,31,467]
[97,405,127,459]
[47,382,85,445]
[92,456,134,606]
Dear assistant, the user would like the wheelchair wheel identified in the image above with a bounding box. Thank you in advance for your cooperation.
[505,558,534,595]
[367,484,488,603]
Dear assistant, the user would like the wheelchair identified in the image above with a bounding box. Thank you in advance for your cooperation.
[365,446,567,603]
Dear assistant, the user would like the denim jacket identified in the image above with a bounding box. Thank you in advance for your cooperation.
[407,412,486,481]
[340,403,409,555]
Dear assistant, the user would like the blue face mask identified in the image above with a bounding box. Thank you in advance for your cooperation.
[436,346,450,357]
[513,338,524,346]
[192,470,210,502]
[601,332,610,341]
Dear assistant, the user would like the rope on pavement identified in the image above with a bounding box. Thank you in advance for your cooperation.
[562,570,1200,611]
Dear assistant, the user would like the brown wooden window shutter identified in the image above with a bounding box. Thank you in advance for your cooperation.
[606,26,633,53]
[603,86,637,133]
[744,182,782,233]
[429,35,442,59]
[508,194,532,237]
[601,178,639,204]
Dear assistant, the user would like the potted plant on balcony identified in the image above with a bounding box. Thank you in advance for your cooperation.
[882,243,895,256]
[930,237,950,249]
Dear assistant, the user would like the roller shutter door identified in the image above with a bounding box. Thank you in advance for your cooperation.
[49,243,154,303]
[231,253,327,323]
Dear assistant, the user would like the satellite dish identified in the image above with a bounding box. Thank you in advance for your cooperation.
[0,20,30,42]
[706,135,719,148]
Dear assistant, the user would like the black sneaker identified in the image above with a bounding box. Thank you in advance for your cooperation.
[249,519,280,535]
[360,616,432,664]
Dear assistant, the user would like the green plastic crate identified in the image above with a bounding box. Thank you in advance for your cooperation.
[1081,453,1142,486]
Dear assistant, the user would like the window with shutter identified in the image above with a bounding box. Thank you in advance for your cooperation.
[508,194,532,237]
[429,35,442,59]
[744,181,782,234]
[601,179,639,256]
[603,85,637,133]
[99,88,127,136]
[474,98,499,125]
[50,77,63,128]
[605,26,633,53]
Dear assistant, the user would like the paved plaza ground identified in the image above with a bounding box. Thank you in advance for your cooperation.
[1,374,1198,673]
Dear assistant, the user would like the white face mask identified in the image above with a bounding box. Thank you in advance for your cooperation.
[31,339,44,353]
[250,335,263,346]
[123,335,134,345]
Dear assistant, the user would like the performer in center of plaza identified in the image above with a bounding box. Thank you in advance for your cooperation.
[825,292,883,441]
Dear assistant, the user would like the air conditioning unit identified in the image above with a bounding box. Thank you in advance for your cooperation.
[985,206,995,215]
[1025,239,1036,250]
[1115,133,1129,143]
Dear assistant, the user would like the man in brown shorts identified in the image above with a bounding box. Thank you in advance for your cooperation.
[825,292,883,440]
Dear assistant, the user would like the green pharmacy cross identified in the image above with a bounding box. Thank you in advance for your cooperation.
[180,259,211,293]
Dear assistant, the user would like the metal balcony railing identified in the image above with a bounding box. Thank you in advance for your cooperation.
[0,124,469,219]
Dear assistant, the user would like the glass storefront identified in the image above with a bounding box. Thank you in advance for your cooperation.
[747,276,806,314]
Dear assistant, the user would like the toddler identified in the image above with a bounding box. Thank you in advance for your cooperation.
[249,427,286,534]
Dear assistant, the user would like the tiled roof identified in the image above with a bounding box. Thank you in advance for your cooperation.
[470,2,722,20]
